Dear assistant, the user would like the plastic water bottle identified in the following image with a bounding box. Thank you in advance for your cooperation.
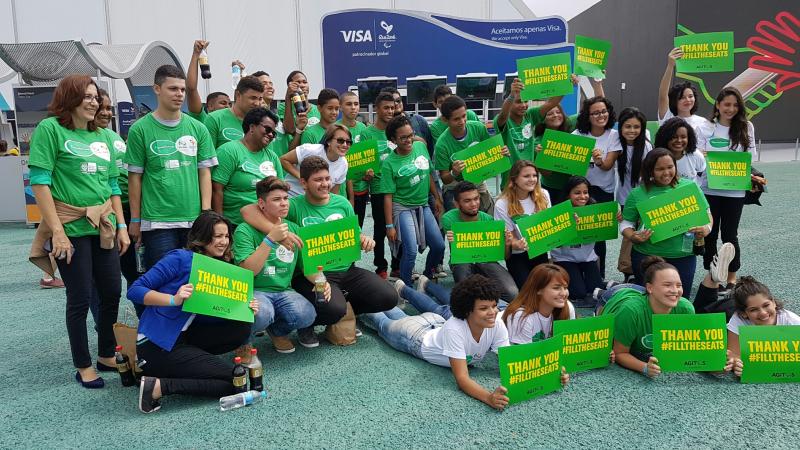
[248,348,263,391]
[135,243,146,273]
[232,356,248,393]
[313,266,326,304]
[115,345,136,387]
[219,390,268,411]
[231,64,241,91]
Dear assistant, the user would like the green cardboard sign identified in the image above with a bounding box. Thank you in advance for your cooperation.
[535,129,594,176]
[652,313,727,372]
[450,220,505,264]
[184,253,254,323]
[515,200,578,258]
[740,325,800,384]
[567,201,619,245]
[674,31,734,73]
[553,315,614,373]
[575,35,611,79]
[499,337,562,405]
[516,52,573,101]
[637,182,709,243]
[346,139,381,180]
[646,121,660,142]
[451,135,511,184]
[706,151,752,190]
[298,216,361,275]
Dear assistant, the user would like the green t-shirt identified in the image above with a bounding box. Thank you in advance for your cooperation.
[379,141,432,207]
[358,125,396,193]
[28,117,120,237]
[601,288,695,360]
[105,128,129,204]
[233,221,300,292]
[622,178,710,258]
[440,209,494,232]
[187,109,208,123]
[430,109,480,142]
[534,113,578,190]
[300,123,328,145]
[493,106,547,187]
[337,119,367,144]
[287,194,356,272]
[204,108,244,149]
[434,121,491,174]
[124,113,216,223]
[211,140,284,225]
[267,124,291,157]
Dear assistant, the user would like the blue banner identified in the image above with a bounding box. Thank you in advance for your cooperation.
[321,10,578,114]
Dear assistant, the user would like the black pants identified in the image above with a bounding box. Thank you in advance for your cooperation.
[137,320,251,398]
[354,192,369,229]
[55,235,121,369]
[555,261,604,300]
[703,195,745,273]
[292,265,398,325]
[589,186,614,279]
[369,193,398,272]
[506,252,549,289]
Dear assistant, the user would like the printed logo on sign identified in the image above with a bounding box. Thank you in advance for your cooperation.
[222,128,245,141]
[340,29,373,43]
[378,20,396,48]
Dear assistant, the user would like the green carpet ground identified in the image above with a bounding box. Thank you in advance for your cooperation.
[1,161,798,449]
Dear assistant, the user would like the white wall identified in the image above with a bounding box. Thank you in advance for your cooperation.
[0,0,595,107]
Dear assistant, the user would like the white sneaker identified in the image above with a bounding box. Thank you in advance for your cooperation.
[394,279,407,308]
[710,243,735,285]
[416,275,430,293]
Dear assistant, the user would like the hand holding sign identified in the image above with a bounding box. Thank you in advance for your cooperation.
[174,283,194,305]
[360,235,376,252]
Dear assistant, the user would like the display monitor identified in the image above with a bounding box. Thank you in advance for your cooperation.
[455,73,498,101]
[356,77,398,105]
[406,75,447,104]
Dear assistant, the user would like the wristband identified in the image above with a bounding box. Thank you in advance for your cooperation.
[130,218,141,223]
[642,364,649,377]
[169,295,175,306]
[263,235,279,249]
[295,127,305,134]
[117,223,127,229]
[385,223,395,229]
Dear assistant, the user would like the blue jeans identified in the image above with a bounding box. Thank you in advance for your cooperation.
[595,283,645,315]
[251,290,317,341]
[396,206,445,285]
[401,283,508,320]
[137,228,189,317]
[631,249,697,297]
[361,307,445,358]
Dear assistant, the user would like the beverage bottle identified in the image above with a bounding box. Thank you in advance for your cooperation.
[232,356,248,393]
[219,390,268,411]
[693,235,705,256]
[115,345,136,387]
[313,265,326,304]
[291,90,307,114]
[231,64,241,91]
[199,49,211,79]
[133,356,144,381]
[248,348,264,392]
[135,243,146,273]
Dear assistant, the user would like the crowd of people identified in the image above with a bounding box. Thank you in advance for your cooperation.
[27,40,794,414]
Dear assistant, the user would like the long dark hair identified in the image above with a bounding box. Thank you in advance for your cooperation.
[186,211,233,262]
[562,176,595,205]
[654,117,698,154]
[641,148,678,192]
[668,81,699,116]
[576,96,616,134]
[617,107,648,188]
[711,87,750,151]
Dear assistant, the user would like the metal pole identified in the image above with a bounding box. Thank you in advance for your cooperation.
[757,139,761,162]
[794,138,799,161]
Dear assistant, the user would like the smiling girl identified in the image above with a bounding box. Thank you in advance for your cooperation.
[657,48,710,130]
[503,264,576,344]
[654,117,705,185]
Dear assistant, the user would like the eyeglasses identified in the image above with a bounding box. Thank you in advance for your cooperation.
[83,94,101,104]
[259,124,276,136]
[396,133,414,142]
[334,137,353,146]
[589,109,609,118]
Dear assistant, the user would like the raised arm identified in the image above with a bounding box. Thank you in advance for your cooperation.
[658,48,683,119]
[187,40,208,115]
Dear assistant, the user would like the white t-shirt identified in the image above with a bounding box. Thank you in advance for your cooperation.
[494,190,552,254]
[697,121,756,198]
[675,151,706,185]
[506,302,577,344]
[420,316,510,367]
[657,110,710,131]
[550,242,597,263]
[616,141,653,205]
[727,309,800,334]
[572,129,622,193]
[286,144,348,197]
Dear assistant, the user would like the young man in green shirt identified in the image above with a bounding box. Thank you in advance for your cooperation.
[270,71,319,158]
[434,95,507,214]
[234,177,319,352]
[204,76,264,149]
[251,70,275,109]
[338,91,369,226]
[440,181,518,303]
[125,64,217,273]
[295,88,339,147]
[429,84,480,142]
[358,92,399,278]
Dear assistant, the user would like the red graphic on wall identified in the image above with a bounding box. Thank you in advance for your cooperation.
[747,11,800,93]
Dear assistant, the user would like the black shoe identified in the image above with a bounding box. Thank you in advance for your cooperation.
[75,371,104,389]
[96,361,117,372]
[138,376,161,413]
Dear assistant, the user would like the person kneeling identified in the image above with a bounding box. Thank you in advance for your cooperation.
[128,211,259,413]
[234,177,319,354]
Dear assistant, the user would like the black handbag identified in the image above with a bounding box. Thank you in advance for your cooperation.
[744,166,765,206]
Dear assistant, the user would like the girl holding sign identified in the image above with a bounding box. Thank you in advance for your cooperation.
[129,211,259,413]
[381,115,445,285]
[502,264,576,344]
[573,96,622,279]
[696,87,764,290]
[656,48,709,130]
[534,104,578,204]
[654,117,705,185]
[620,149,712,293]
[495,160,552,288]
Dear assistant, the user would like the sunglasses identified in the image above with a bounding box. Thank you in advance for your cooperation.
[333,137,353,146]
[259,124,276,136]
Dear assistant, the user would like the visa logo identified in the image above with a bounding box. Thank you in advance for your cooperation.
[340,30,372,42]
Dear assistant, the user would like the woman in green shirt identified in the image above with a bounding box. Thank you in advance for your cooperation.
[381,115,444,285]
[211,107,283,227]
[29,75,129,388]
[620,148,712,294]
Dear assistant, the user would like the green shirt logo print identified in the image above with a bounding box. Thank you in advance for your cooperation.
[149,136,198,157]
[64,140,111,161]
[267,244,295,263]
[222,127,245,141]
[641,333,654,350]
[397,163,418,177]
[709,137,731,149]
[301,213,344,227]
